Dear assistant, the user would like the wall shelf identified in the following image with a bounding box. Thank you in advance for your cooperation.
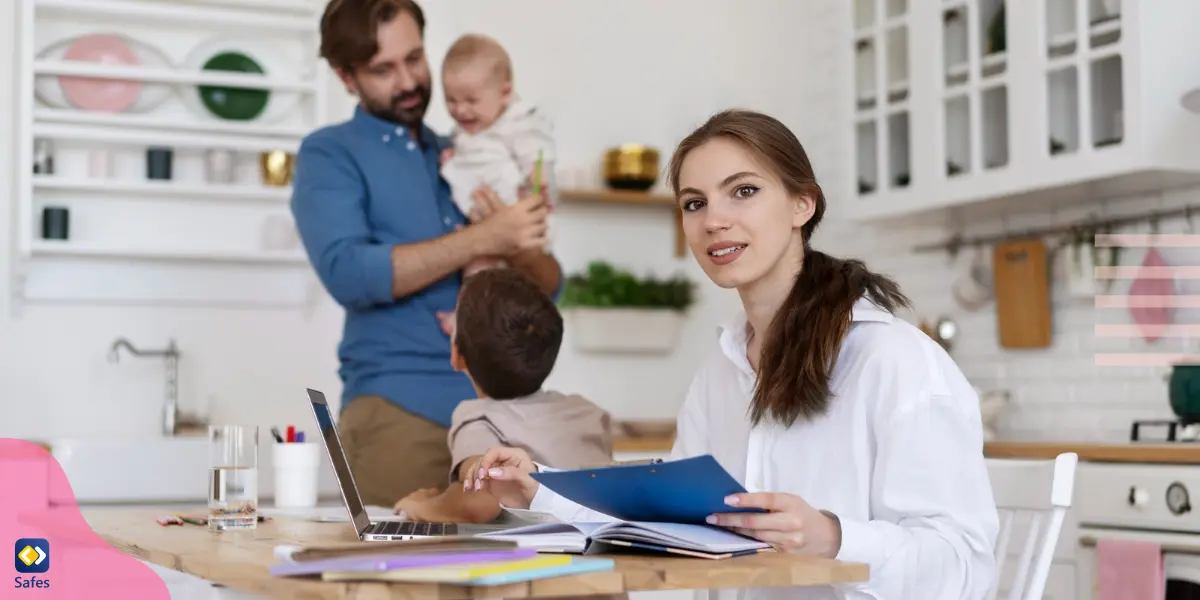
[33,176,291,202]
[14,0,325,309]
[559,188,685,257]
[844,0,1200,222]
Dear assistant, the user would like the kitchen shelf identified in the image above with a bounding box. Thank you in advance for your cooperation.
[32,176,291,202]
[34,108,308,140]
[34,0,314,32]
[33,60,317,94]
[14,0,326,310]
[32,123,300,153]
[559,188,685,257]
[29,241,308,265]
[844,0,1200,222]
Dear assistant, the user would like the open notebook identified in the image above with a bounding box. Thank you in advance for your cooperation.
[480,520,770,559]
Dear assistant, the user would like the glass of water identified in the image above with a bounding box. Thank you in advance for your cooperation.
[208,425,259,531]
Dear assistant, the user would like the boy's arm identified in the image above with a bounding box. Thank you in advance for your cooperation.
[400,457,502,523]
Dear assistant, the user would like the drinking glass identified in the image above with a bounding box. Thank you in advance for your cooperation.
[208,425,259,531]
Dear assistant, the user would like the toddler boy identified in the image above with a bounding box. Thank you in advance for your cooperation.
[394,269,611,524]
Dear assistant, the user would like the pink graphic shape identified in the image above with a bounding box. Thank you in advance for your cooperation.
[60,34,142,113]
[1127,248,1174,342]
[0,438,169,599]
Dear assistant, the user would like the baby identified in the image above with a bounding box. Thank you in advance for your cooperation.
[436,33,558,336]
[394,268,612,524]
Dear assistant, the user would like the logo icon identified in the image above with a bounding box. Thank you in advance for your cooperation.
[14,539,49,574]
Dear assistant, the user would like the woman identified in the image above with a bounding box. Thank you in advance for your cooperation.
[464,110,999,600]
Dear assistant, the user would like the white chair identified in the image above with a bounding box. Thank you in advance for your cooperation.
[985,452,1079,600]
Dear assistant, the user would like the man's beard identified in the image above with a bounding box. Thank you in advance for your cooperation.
[362,83,431,129]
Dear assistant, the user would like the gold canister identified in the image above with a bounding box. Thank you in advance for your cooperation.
[260,150,295,187]
[602,144,660,191]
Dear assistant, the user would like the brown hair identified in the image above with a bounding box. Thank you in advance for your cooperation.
[319,0,426,72]
[668,109,910,427]
[455,269,563,400]
[443,33,513,84]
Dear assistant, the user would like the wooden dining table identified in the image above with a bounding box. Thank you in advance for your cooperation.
[78,508,869,599]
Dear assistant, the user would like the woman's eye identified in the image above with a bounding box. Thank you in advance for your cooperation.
[734,185,758,198]
[682,199,704,212]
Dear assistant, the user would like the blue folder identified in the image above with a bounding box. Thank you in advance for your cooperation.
[529,455,766,524]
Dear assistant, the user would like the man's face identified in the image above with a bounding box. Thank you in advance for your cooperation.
[338,10,431,127]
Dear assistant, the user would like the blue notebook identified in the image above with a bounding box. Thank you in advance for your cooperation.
[529,455,766,524]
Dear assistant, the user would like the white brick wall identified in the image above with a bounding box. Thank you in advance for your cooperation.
[819,186,1199,442]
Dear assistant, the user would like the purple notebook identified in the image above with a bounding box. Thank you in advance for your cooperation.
[270,548,538,577]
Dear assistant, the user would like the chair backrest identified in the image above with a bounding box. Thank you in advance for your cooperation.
[985,452,1078,600]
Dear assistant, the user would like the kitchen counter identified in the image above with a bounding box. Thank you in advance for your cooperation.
[983,440,1200,464]
[613,436,1200,464]
[77,508,867,599]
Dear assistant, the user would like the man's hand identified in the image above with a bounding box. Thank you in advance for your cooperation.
[705,492,843,558]
[470,192,549,256]
[462,446,540,510]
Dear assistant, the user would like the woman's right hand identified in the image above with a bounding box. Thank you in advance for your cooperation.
[463,446,541,509]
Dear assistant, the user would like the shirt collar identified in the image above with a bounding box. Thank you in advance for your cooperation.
[351,104,440,147]
[716,295,895,374]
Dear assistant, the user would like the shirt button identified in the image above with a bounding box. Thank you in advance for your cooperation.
[382,134,390,142]
[395,126,404,135]
[443,217,452,226]
[407,141,417,151]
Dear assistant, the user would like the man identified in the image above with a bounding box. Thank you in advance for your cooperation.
[292,0,563,507]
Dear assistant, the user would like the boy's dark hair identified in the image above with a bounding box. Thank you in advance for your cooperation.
[319,0,426,73]
[455,269,563,400]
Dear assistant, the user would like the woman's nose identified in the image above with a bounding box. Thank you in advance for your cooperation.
[703,201,732,232]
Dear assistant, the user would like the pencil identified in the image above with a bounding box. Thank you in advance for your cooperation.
[532,150,543,196]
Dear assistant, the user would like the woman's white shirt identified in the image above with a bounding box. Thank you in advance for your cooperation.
[529,297,1000,600]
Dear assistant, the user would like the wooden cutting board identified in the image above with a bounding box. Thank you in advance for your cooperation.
[992,238,1052,348]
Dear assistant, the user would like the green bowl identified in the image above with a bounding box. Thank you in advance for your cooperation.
[197,51,270,121]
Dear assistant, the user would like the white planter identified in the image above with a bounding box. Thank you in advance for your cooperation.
[565,308,685,354]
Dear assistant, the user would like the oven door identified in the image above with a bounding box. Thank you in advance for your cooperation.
[1079,527,1200,599]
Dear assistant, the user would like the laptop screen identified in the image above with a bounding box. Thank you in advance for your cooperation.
[306,388,372,536]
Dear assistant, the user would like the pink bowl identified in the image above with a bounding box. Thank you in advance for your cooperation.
[60,34,142,113]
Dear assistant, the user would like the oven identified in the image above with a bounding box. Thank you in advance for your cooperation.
[1074,459,1200,600]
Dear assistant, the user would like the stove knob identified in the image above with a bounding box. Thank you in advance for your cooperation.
[1128,486,1150,508]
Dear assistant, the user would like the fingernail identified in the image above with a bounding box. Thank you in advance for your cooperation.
[705,515,717,525]
[478,467,486,479]
[488,468,504,477]
[474,479,482,491]
[463,480,470,492]
[724,495,739,505]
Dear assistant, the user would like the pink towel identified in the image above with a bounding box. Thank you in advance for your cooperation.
[1096,538,1164,600]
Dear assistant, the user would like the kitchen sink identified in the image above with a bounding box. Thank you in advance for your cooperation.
[46,436,210,504]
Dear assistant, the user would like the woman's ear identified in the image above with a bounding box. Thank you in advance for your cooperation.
[792,193,816,228]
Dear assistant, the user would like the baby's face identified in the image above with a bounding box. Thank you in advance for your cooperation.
[444,62,511,135]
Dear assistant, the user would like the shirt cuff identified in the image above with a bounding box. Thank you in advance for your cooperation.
[834,516,885,568]
[361,243,396,305]
[527,462,557,513]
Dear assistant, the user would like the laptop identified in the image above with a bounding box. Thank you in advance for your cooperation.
[306,388,516,541]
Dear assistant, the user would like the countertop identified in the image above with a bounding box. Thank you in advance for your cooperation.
[613,435,1200,464]
[74,508,868,599]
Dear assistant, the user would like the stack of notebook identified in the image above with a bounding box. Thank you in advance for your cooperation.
[270,538,614,584]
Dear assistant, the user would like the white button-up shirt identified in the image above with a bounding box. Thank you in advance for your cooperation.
[530,297,999,600]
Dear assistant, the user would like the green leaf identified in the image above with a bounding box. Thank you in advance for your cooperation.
[558,260,695,312]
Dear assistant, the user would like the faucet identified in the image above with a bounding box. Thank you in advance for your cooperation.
[108,337,182,437]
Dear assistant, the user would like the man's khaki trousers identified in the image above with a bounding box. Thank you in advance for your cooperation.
[337,395,452,507]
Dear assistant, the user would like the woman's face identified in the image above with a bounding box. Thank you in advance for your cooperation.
[676,138,814,290]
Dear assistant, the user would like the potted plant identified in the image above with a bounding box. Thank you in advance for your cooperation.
[559,261,695,354]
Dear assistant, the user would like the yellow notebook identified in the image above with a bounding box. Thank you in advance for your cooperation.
[320,555,571,582]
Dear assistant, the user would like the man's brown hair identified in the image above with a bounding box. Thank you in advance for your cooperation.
[454,269,562,400]
[319,0,426,72]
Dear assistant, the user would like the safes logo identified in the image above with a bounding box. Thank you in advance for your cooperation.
[13,539,50,590]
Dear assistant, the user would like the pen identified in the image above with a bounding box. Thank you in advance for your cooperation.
[286,426,295,443]
[532,149,543,196]
[270,427,284,444]
[295,431,305,443]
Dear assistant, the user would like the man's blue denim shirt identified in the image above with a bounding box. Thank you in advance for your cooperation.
[291,105,511,427]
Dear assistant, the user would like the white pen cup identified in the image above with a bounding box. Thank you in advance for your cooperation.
[272,442,320,509]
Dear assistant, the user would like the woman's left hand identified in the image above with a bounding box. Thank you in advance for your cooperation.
[706,492,843,558]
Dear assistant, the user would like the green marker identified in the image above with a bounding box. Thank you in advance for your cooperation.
[532,149,543,196]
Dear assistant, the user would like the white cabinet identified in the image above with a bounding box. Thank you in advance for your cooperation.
[846,0,1200,222]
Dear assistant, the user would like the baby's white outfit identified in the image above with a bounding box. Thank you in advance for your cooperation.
[441,97,557,215]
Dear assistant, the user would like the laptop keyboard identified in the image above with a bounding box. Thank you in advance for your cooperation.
[366,520,458,538]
